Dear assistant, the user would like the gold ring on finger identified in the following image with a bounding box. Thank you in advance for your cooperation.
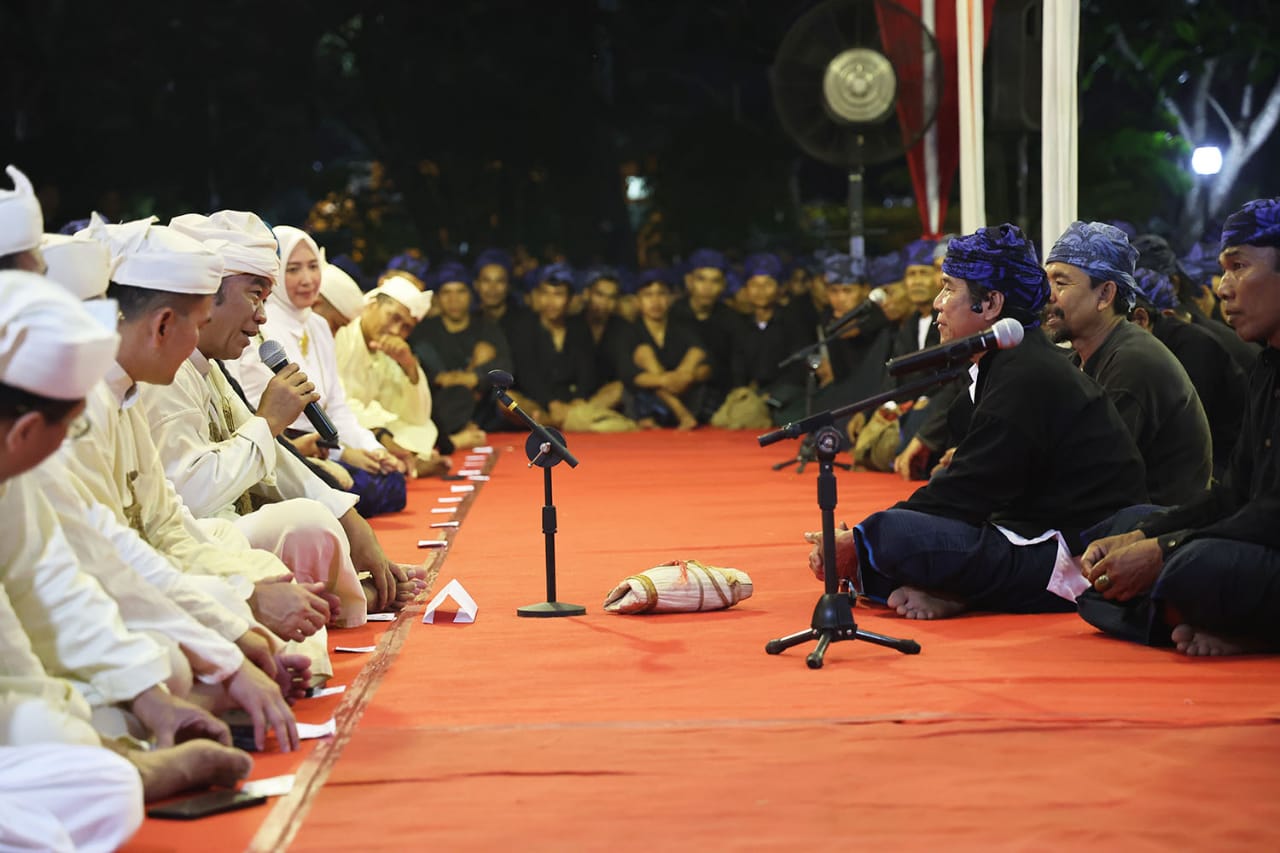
[1094,573,1112,591]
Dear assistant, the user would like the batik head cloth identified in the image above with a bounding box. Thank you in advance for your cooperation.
[941,223,1049,317]
[869,251,903,286]
[1046,221,1138,312]
[1220,197,1280,252]
[688,248,727,273]
[384,251,430,289]
[430,261,470,291]
[539,261,575,287]
[823,252,854,285]
[473,248,512,276]
[743,252,782,281]
[902,239,936,269]
[1133,267,1177,311]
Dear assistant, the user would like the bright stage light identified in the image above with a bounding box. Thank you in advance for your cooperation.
[1191,145,1223,176]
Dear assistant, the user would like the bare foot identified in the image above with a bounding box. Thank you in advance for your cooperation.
[125,740,253,802]
[676,414,699,431]
[886,586,968,620]
[1171,624,1265,657]
[637,417,659,430]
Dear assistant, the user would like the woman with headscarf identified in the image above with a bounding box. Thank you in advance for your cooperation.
[233,226,407,517]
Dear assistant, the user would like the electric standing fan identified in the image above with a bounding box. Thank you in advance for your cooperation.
[771,0,942,276]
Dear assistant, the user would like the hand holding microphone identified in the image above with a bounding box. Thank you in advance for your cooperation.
[259,340,340,445]
[256,362,319,437]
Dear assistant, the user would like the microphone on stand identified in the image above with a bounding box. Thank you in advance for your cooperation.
[823,287,887,338]
[258,339,340,445]
[885,317,1025,377]
[488,369,579,468]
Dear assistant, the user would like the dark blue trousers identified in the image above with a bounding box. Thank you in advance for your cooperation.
[853,509,1075,614]
[1077,505,1280,646]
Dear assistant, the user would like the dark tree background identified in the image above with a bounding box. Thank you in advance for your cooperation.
[2,0,1275,272]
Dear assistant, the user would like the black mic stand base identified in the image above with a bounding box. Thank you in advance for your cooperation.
[765,591,921,668]
[517,601,587,618]
[765,425,919,668]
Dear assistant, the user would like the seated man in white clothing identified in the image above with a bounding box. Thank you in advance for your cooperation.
[49,215,335,686]
[149,211,424,612]
[334,270,449,478]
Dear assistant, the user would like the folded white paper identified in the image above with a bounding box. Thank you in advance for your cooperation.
[458,469,480,476]
[468,475,490,482]
[430,520,460,528]
[241,774,296,797]
[472,446,494,454]
[430,506,457,514]
[422,578,478,624]
[306,685,346,699]
[417,539,448,548]
[335,645,377,653]
[438,496,463,503]
[450,484,476,493]
[297,719,337,740]
[365,612,395,622]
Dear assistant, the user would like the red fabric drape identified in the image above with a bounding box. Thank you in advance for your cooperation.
[875,0,995,238]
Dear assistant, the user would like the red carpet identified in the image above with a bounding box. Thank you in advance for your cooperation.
[125,430,1280,851]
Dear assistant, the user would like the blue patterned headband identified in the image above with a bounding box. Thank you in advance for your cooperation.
[1220,198,1280,252]
[1133,267,1177,310]
[941,224,1049,317]
[1045,221,1138,312]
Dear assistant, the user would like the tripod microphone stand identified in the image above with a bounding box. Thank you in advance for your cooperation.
[757,365,969,668]
[772,331,851,474]
[488,370,586,619]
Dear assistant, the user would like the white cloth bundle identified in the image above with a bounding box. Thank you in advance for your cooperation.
[603,559,753,614]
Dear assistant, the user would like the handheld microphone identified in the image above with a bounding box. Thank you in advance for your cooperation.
[487,369,579,467]
[258,340,340,445]
[885,317,1024,377]
[823,287,887,337]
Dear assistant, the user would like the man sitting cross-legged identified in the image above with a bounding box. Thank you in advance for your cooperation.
[804,225,1148,619]
[1077,198,1280,656]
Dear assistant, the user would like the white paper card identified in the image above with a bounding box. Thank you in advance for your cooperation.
[438,496,463,503]
[422,578,478,624]
[365,612,396,622]
[451,484,476,493]
[296,719,337,740]
[458,469,480,476]
[430,507,457,514]
[335,645,376,653]
[417,539,448,549]
[430,521,460,528]
[241,774,296,797]
[468,475,490,482]
[306,685,346,699]
[472,446,494,454]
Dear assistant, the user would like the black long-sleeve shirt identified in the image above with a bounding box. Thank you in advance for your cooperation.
[1137,347,1280,554]
[897,328,1149,553]
[728,311,806,390]
[509,316,598,407]
[1151,315,1247,475]
[1078,320,1212,506]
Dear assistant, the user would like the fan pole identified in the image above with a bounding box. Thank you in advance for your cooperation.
[847,163,866,280]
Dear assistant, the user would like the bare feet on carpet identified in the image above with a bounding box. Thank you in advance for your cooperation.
[362,562,431,612]
[123,740,253,802]
[1171,624,1265,657]
[886,586,967,620]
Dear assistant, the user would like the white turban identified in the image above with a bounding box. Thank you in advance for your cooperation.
[41,233,116,301]
[367,275,432,321]
[0,270,120,401]
[77,213,222,295]
[0,165,43,256]
[320,262,366,322]
[169,210,281,280]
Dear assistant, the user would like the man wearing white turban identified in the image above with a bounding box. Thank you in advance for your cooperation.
[0,272,254,848]
[334,272,447,477]
[141,210,423,613]
[37,215,328,716]
[0,164,46,273]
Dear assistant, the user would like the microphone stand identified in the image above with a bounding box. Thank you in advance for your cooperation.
[772,329,852,475]
[490,379,586,619]
[756,364,969,668]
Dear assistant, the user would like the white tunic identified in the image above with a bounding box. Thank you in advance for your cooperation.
[138,351,367,626]
[0,743,144,853]
[233,292,383,455]
[0,475,171,708]
[334,318,439,460]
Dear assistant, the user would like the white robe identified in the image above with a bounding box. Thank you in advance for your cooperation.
[0,744,143,853]
[233,293,383,455]
[138,351,366,627]
[334,318,439,460]
[43,362,330,675]
[0,474,171,708]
